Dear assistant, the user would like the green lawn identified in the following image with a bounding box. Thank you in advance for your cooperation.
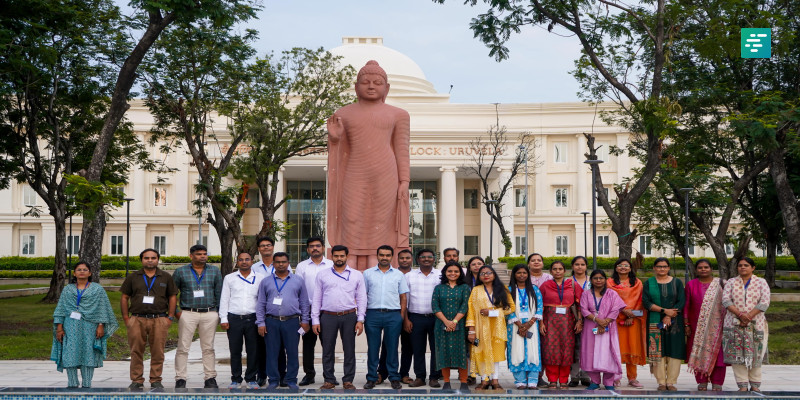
[0,292,180,360]
[0,283,49,290]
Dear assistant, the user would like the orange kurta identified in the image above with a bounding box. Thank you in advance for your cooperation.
[608,278,647,365]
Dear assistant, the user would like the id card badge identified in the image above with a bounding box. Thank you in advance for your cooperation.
[519,311,532,319]
[272,296,283,306]
[297,327,306,335]
[488,309,499,317]
[193,290,205,298]
[632,310,644,317]
[555,307,567,315]
[142,296,155,304]
[70,311,82,320]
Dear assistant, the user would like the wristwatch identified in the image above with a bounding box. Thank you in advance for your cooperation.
[168,316,175,321]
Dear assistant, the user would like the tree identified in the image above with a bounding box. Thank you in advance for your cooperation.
[228,48,355,253]
[144,21,257,275]
[0,0,157,300]
[440,0,679,259]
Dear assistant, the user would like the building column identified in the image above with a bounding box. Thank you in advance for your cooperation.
[0,223,13,256]
[576,134,589,213]
[173,224,190,257]
[575,222,588,257]
[533,224,549,256]
[616,133,630,183]
[535,134,549,214]
[274,167,287,253]
[438,167,458,259]
[130,224,148,256]
[41,223,56,257]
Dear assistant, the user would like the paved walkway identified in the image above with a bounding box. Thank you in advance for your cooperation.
[1,333,798,391]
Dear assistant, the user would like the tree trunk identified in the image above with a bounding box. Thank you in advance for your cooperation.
[79,208,107,283]
[769,146,800,268]
[219,231,236,277]
[42,213,68,303]
[764,239,777,288]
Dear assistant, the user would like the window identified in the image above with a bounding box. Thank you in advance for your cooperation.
[154,236,167,255]
[725,242,733,256]
[464,236,479,255]
[245,188,259,208]
[596,143,609,163]
[688,240,695,256]
[154,187,167,207]
[596,187,609,206]
[464,189,478,209]
[408,181,439,258]
[598,235,610,256]
[22,185,37,206]
[554,143,567,163]
[515,188,526,207]
[286,180,326,262]
[515,236,527,255]
[67,235,80,255]
[555,235,568,255]
[21,234,36,255]
[555,188,568,208]
[639,235,652,256]
[110,235,124,255]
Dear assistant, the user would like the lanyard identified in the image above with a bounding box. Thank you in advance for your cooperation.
[556,280,565,305]
[273,274,290,294]
[743,277,751,302]
[517,287,528,310]
[593,291,603,313]
[472,275,477,287]
[261,263,273,275]
[76,283,89,309]
[484,286,494,303]
[573,276,588,290]
[191,267,205,287]
[238,273,255,285]
[143,274,156,295]
[332,267,350,281]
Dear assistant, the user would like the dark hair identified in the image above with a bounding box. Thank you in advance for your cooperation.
[526,253,543,264]
[694,258,712,271]
[377,245,394,256]
[272,252,290,262]
[467,256,484,270]
[443,247,460,256]
[236,251,253,259]
[190,244,207,254]
[549,260,566,271]
[256,236,275,247]
[509,263,537,311]
[398,249,413,257]
[439,261,466,285]
[653,257,670,267]
[478,265,511,309]
[570,256,588,276]
[611,258,637,286]
[737,257,756,268]
[139,248,160,261]
[331,244,349,256]
[416,248,435,260]
[70,261,93,283]
[590,269,608,296]
[306,236,324,247]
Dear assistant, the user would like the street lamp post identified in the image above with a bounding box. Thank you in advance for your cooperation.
[580,211,590,256]
[518,144,529,255]
[486,199,499,264]
[67,213,73,282]
[679,188,693,279]
[124,198,134,277]
[584,159,604,270]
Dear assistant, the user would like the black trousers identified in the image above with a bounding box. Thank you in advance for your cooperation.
[379,328,412,378]
[319,312,357,384]
[227,313,258,383]
[408,313,441,381]
[301,329,318,376]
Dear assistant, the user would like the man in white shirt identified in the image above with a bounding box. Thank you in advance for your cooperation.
[404,248,442,388]
[293,236,331,386]
[219,252,264,389]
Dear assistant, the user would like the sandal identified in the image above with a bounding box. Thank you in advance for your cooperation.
[657,385,667,391]
[475,381,491,390]
[750,385,761,393]
[697,383,708,391]
[548,382,558,389]
[667,385,677,391]
[712,384,723,391]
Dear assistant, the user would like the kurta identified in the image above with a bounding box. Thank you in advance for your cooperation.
[507,285,544,373]
[642,277,686,362]
[50,283,119,372]
[466,285,516,376]
[432,283,470,370]
[685,279,727,373]
[580,289,627,375]
[722,275,770,368]
[607,278,647,365]
[540,279,583,366]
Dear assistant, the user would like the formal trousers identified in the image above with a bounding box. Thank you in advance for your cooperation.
[264,316,301,385]
[651,357,682,385]
[127,315,170,384]
[365,309,403,382]
[319,312,357,384]
[175,310,219,380]
[732,364,761,389]
[408,313,442,381]
[226,313,258,383]
[301,328,318,377]
[379,328,412,379]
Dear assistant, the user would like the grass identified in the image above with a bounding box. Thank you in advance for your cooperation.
[0,283,49,290]
[764,302,800,364]
[0,292,180,360]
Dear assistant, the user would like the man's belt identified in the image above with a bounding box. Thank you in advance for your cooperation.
[182,307,214,313]
[266,314,300,321]
[132,313,168,318]
[321,308,357,316]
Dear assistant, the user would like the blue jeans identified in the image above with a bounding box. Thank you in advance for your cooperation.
[365,309,403,382]
[264,317,300,385]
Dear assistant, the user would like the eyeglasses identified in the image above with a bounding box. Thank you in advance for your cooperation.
[479,272,493,277]
[617,264,631,268]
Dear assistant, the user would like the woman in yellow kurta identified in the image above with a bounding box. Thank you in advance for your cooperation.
[467,265,516,390]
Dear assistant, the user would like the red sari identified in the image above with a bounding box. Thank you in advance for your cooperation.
[540,279,583,366]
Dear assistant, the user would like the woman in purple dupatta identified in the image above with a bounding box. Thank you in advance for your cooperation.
[580,269,627,390]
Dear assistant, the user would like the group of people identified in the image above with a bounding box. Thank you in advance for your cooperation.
[51,238,770,392]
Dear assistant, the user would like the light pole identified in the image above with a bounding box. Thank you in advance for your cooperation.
[67,212,73,283]
[580,211,590,256]
[486,198,499,264]
[679,188,693,279]
[518,144,529,256]
[124,198,134,277]
[584,159,604,270]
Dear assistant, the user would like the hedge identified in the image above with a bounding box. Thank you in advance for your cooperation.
[0,255,223,271]
[0,270,129,279]
[497,256,798,271]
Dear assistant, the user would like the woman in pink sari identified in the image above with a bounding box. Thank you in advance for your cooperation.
[684,259,727,391]
[580,269,627,390]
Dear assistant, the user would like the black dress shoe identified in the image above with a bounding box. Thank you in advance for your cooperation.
[280,379,288,387]
[204,378,218,388]
[363,381,376,389]
[175,379,186,389]
[568,379,579,387]
[391,380,402,389]
[257,379,266,387]
[299,375,315,386]
[442,382,452,390]
[581,378,591,386]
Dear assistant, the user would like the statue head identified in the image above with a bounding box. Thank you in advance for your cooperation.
[355,60,389,102]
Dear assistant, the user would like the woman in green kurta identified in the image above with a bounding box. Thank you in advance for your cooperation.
[642,257,685,391]
[431,261,471,390]
[51,262,119,388]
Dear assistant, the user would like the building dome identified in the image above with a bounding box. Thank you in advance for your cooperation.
[329,37,449,102]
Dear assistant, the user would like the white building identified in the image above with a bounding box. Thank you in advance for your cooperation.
[0,37,747,262]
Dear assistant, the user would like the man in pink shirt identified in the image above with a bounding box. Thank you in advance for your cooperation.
[311,245,367,390]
